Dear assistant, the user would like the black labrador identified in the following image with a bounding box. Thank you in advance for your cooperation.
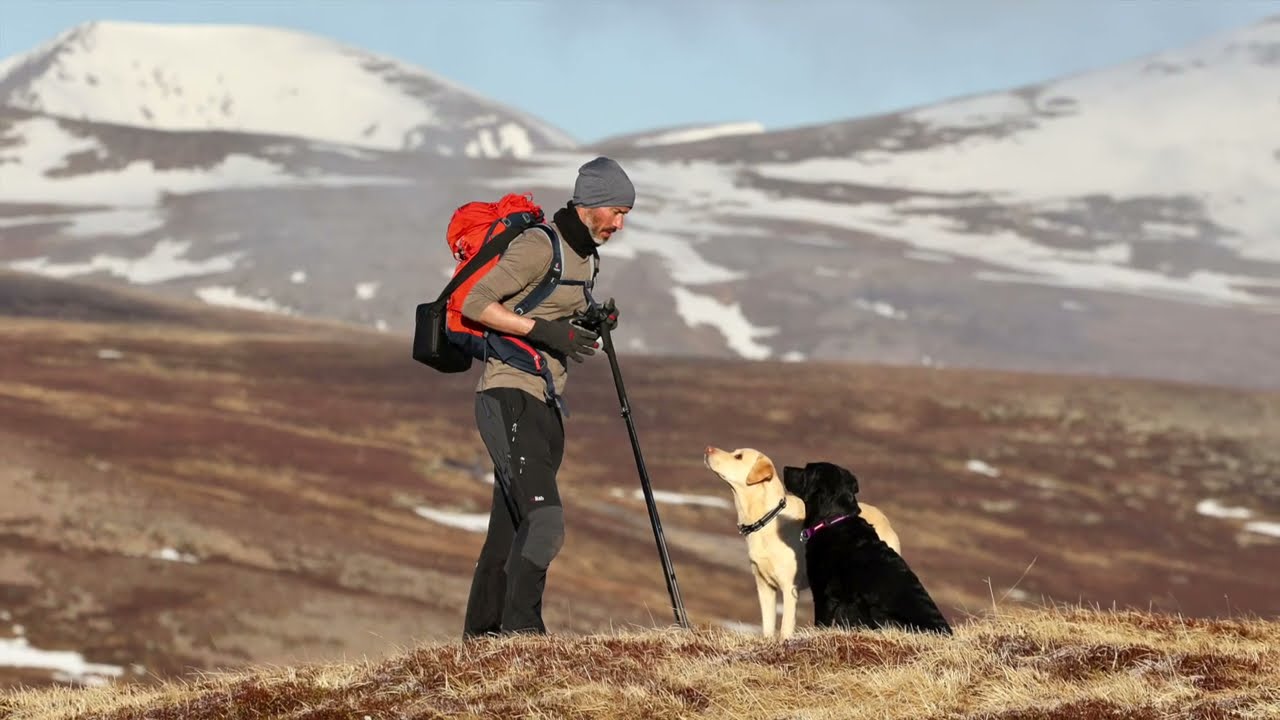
[783,461,952,635]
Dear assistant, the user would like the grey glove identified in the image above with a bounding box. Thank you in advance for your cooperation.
[527,317,599,363]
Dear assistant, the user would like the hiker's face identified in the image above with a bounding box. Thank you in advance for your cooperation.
[581,205,629,244]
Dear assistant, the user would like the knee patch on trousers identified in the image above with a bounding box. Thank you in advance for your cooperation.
[519,506,565,569]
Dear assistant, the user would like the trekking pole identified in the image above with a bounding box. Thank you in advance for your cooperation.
[594,311,690,630]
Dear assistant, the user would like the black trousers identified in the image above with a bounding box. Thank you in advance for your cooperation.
[463,387,566,638]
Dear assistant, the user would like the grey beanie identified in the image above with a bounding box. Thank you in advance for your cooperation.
[571,156,635,208]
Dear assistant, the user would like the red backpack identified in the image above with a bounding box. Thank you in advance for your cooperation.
[413,193,586,405]
[442,193,547,343]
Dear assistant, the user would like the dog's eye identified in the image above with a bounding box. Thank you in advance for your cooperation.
[734,452,743,460]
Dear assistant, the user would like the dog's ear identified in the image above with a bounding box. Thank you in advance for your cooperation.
[837,465,860,496]
[746,455,775,485]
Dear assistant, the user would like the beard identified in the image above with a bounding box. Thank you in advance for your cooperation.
[586,218,611,244]
[580,209,618,244]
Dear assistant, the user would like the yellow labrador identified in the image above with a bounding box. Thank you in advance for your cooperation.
[704,446,901,639]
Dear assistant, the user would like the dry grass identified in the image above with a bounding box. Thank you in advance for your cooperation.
[5,606,1277,720]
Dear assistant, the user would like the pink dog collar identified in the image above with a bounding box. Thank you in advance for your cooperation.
[800,513,854,543]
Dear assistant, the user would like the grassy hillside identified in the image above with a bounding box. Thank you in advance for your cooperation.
[5,606,1278,720]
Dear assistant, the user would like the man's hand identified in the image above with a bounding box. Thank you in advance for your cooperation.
[527,318,599,363]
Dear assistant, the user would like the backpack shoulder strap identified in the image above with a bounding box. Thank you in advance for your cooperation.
[513,223,564,316]
[558,248,600,309]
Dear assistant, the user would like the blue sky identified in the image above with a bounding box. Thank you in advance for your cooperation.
[2,0,1277,142]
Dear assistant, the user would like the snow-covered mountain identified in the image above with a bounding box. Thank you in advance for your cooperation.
[594,121,766,149]
[0,21,575,158]
[2,17,1279,390]
[588,14,1280,307]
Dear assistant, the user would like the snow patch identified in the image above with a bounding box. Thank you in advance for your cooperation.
[96,348,124,360]
[8,239,241,284]
[496,122,534,158]
[0,207,164,239]
[1196,499,1253,519]
[194,285,294,314]
[1141,221,1201,239]
[632,121,765,147]
[150,548,198,564]
[0,116,102,173]
[0,117,410,207]
[413,506,488,532]
[61,207,166,238]
[978,498,1018,513]
[0,637,125,687]
[672,286,776,360]
[464,123,536,159]
[856,298,907,320]
[636,489,732,509]
[600,224,745,285]
[1244,521,1280,538]
[966,459,1001,477]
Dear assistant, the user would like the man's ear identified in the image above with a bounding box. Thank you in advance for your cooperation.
[746,456,775,485]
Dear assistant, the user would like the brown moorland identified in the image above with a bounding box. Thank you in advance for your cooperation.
[1,270,1277,694]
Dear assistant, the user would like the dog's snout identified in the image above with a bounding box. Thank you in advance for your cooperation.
[705,445,717,455]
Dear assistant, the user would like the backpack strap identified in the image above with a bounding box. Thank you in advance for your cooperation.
[558,251,596,288]
[560,250,600,308]
[513,223,563,316]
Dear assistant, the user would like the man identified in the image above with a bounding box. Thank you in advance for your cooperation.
[458,156,633,638]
